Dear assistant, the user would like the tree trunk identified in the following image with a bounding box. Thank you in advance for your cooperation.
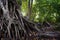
[27,0,33,19]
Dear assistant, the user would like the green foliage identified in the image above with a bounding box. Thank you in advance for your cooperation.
[17,0,60,23]
[32,0,60,23]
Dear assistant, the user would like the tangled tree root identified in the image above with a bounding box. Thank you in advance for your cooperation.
[0,0,60,40]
